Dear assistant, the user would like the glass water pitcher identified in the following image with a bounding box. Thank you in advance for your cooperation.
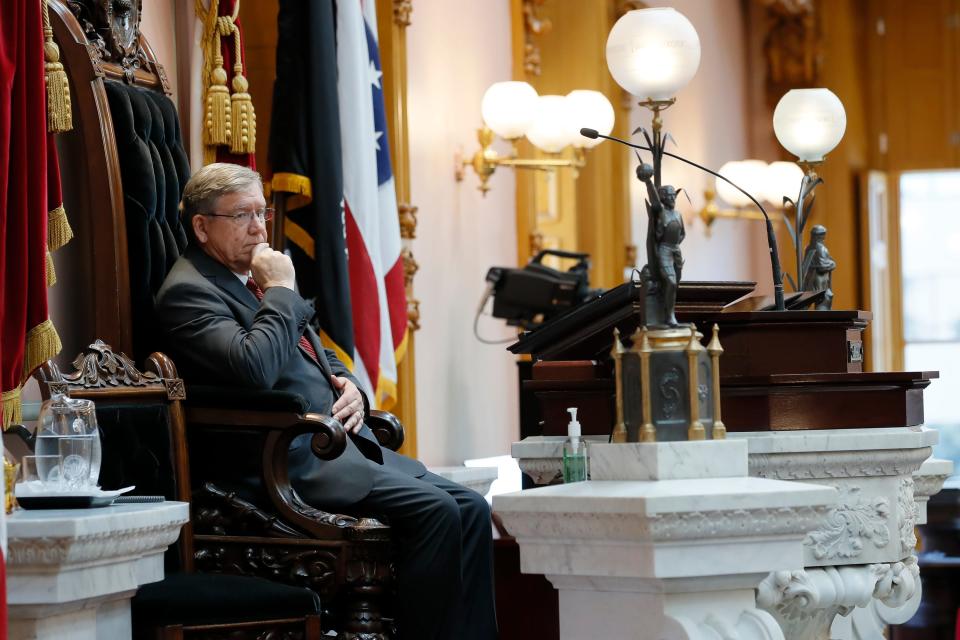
[35,394,102,489]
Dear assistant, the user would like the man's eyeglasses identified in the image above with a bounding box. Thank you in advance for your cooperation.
[202,207,275,226]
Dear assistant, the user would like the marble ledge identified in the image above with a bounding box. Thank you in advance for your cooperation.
[6,502,189,544]
[728,426,938,454]
[494,476,836,516]
[430,465,499,497]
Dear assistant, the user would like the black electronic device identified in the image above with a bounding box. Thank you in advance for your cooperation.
[483,250,600,330]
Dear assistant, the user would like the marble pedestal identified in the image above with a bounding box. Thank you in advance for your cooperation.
[736,428,951,640]
[6,502,190,640]
[495,441,837,639]
[511,428,951,640]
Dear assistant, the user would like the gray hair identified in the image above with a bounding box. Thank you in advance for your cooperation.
[180,163,263,244]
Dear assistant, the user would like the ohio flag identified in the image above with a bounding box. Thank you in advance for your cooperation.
[336,0,407,408]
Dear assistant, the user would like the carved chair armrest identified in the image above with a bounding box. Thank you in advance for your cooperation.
[367,410,405,452]
[186,405,347,461]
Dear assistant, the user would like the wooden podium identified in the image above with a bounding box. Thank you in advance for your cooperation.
[511,280,935,437]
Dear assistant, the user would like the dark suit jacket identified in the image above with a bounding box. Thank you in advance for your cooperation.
[155,245,425,509]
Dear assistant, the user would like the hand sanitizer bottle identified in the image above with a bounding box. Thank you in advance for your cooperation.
[562,407,588,483]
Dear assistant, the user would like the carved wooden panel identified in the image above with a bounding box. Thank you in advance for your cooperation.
[66,0,149,84]
[761,0,820,108]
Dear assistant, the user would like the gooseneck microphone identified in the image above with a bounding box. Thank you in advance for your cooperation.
[581,127,786,311]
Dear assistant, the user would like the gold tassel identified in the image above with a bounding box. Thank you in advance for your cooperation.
[42,0,72,132]
[204,63,231,146]
[46,250,57,287]
[227,17,255,154]
[21,318,62,383]
[2,389,22,431]
[47,205,73,251]
[229,71,256,154]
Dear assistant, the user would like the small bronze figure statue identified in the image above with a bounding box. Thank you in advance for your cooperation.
[801,224,836,310]
[637,162,685,325]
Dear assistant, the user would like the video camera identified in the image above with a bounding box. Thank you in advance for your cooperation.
[484,249,600,330]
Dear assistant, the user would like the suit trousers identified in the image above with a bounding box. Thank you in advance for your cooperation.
[348,465,498,640]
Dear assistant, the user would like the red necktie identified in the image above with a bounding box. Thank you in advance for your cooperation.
[246,277,320,364]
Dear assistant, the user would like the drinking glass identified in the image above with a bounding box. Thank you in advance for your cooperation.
[59,437,93,490]
[18,454,63,494]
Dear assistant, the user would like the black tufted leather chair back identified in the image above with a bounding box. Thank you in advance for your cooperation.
[103,81,190,364]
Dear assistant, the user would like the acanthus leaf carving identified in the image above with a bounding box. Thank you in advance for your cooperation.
[804,485,890,560]
[898,477,918,557]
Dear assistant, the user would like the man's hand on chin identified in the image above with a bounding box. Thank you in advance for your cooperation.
[331,376,366,434]
[251,243,296,290]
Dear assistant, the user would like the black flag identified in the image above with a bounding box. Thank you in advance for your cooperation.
[268,0,355,365]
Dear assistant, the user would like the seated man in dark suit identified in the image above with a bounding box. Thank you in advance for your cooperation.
[156,163,496,640]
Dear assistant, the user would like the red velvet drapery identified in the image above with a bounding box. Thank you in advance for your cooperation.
[0,0,63,428]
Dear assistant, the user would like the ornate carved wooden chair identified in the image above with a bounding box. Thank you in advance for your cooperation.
[48,1,402,637]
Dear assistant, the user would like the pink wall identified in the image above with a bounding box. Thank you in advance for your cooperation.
[407,0,519,466]
[141,0,179,100]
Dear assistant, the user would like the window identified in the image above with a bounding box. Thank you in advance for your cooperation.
[900,171,960,468]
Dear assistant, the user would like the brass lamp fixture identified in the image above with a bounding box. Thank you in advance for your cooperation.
[456,81,615,195]
[772,88,847,294]
[699,159,804,233]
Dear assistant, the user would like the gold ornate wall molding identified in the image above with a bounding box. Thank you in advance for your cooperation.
[761,0,820,108]
[393,0,412,28]
[522,0,551,77]
[377,0,418,455]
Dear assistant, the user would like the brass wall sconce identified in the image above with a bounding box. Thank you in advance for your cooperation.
[455,82,614,195]
[698,160,803,233]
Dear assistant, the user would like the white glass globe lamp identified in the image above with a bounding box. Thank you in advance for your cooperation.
[525,95,575,153]
[481,81,539,140]
[605,8,701,101]
[773,89,847,162]
[716,160,767,208]
[762,161,804,205]
[565,90,615,149]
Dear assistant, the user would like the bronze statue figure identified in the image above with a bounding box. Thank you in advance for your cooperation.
[638,162,685,326]
[801,224,836,310]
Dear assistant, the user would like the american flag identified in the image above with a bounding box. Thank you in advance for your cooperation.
[336,0,407,409]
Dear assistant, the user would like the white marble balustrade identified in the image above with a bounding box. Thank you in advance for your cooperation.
[495,440,838,639]
[509,427,952,640]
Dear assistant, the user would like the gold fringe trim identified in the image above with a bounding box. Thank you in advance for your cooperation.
[376,373,397,412]
[2,388,22,430]
[318,329,355,372]
[46,250,57,287]
[270,172,313,212]
[48,205,73,251]
[42,0,72,132]
[284,218,316,259]
[21,318,62,382]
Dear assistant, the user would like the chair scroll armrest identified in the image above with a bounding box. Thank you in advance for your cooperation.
[367,410,405,452]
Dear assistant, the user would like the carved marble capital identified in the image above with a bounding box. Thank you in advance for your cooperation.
[517,457,562,485]
[757,557,920,640]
